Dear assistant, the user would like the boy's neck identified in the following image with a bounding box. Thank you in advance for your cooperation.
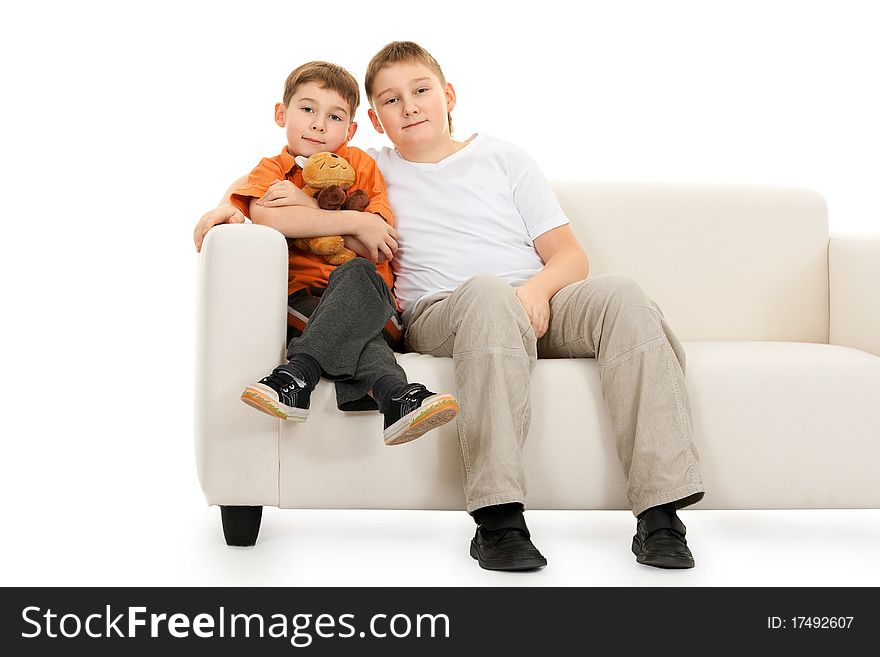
[286,140,347,159]
[397,137,470,164]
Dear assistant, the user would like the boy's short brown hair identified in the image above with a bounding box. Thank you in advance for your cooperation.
[365,41,452,132]
[282,61,360,118]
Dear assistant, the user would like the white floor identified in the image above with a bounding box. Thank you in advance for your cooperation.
[6,496,879,586]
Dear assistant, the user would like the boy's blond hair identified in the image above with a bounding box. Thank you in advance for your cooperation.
[282,61,360,119]
[365,41,453,133]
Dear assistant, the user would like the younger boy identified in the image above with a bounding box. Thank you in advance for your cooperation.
[232,61,458,445]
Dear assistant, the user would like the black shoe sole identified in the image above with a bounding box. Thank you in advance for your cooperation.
[470,541,548,572]
[631,538,695,569]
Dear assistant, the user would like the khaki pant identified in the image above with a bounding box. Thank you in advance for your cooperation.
[405,274,705,517]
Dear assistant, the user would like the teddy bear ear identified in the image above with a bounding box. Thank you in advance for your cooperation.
[295,155,309,169]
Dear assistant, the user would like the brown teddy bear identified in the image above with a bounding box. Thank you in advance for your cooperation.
[291,152,370,265]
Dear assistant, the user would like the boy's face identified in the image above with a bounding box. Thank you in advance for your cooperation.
[368,62,455,151]
[275,81,357,157]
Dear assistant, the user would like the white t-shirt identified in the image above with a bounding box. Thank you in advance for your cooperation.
[369,134,570,323]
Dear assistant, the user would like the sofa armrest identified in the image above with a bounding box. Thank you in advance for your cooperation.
[195,224,289,505]
[829,233,880,357]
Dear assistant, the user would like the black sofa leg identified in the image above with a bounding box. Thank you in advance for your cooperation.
[220,506,263,546]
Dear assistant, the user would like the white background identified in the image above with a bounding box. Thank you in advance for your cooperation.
[1,0,878,587]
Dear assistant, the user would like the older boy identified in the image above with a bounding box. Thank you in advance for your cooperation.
[363,42,704,570]
[231,61,458,446]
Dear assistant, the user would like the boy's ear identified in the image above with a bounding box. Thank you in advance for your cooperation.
[445,83,457,112]
[368,108,384,134]
[274,102,286,127]
[347,121,358,142]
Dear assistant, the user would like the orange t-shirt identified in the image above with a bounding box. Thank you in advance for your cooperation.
[231,143,395,298]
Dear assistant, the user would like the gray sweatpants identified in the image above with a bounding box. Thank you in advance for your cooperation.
[405,273,705,516]
[286,258,406,411]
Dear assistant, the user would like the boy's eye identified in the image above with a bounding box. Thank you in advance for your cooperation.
[416,87,429,94]
[383,97,398,105]
[330,114,343,122]
[301,106,315,113]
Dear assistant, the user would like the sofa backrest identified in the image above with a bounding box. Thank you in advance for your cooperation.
[552,182,830,343]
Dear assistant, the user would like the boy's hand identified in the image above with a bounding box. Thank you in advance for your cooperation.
[346,211,399,263]
[514,283,551,338]
[342,236,389,263]
[258,180,316,208]
[194,204,245,252]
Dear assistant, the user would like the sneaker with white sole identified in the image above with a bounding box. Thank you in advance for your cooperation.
[382,383,459,446]
[241,368,311,421]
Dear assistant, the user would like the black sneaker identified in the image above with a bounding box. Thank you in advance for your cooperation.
[382,383,459,446]
[470,527,548,571]
[241,368,310,421]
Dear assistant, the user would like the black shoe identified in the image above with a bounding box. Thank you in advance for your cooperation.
[382,383,459,446]
[632,505,695,569]
[241,368,311,421]
[470,527,548,571]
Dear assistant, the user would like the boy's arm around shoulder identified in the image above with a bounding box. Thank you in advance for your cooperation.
[193,174,248,252]
[194,154,285,252]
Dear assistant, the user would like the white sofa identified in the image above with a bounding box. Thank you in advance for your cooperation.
[195,183,880,545]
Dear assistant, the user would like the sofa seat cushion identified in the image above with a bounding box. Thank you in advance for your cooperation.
[678,342,880,509]
[277,343,880,510]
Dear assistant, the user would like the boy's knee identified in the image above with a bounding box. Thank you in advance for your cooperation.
[595,274,652,310]
[592,275,666,344]
[328,257,373,279]
[457,275,523,318]
[450,276,533,352]
[459,275,516,305]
